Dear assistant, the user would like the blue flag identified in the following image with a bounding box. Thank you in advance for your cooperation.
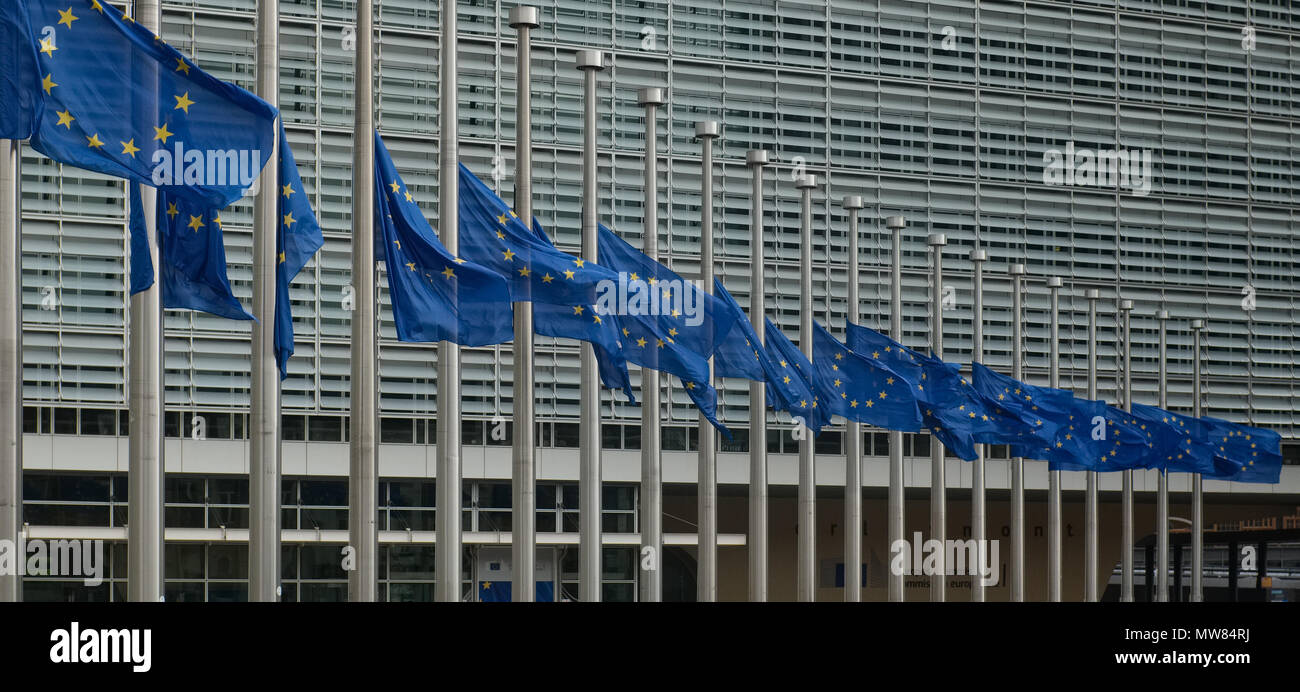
[1203,418,1283,484]
[1,0,41,139]
[763,320,831,434]
[843,322,1023,461]
[373,134,512,350]
[1015,401,1157,472]
[273,126,326,377]
[127,182,153,294]
[1130,403,1216,475]
[712,281,810,416]
[970,363,1076,451]
[20,0,276,208]
[594,225,730,435]
[812,321,922,432]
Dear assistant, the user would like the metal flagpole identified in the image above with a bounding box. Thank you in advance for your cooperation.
[969,250,988,603]
[1190,319,1204,602]
[1156,310,1170,602]
[249,0,282,603]
[1047,276,1063,602]
[842,196,864,602]
[795,173,817,602]
[508,4,540,604]
[1008,263,1026,602]
[350,0,379,602]
[928,234,947,602]
[637,88,665,603]
[576,50,605,602]
[695,121,721,602]
[1084,288,1100,602]
[746,149,771,602]
[1119,299,1134,602]
[0,139,20,603]
[128,0,165,604]
[885,215,906,602]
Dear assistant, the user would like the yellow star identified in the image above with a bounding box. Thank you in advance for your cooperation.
[541,273,553,283]
[800,400,808,408]
[40,38,56,57]
[186,214,204,232]
[872,351,879,358]
[563,270,575,280]
[389,181,401,194]
[496,230,505,240]
[519,266,531,277]
[630,272,639,281]
[671,309,680,318]
[594,314,603,325]
[886,377,894,385]
[175,58,190,75]
[497,213,507,224]
[212,214,223,228]
[404,191,413,202]
[656,338,665,348]
[878,391,886,399]
[283,212,296,227]
[85,133,103,149]
[622,328,629,337]
[405,262,416,272]
[636,337,647,348]
[668,327,678,337]
[572,305,584,315]
[174,92,195,113]
[648,277,658,285]
[850,400,858,408]
[686,382,696,390]
[282,183,296,199]
[153,123,173,143]
[392,240,401,250]
[442,267,455,279]
[782,376,791,384]
[865,400,874,408]
[835,353,843,360]
[165,202,178,220]
[120,139,139,157]
[502,248,515,261]
[833,379,841,387]
[41,74,57,94]
[55,110,75,128]
[91,0,103,12]
[58,8,78,29]
[574,258,585,268]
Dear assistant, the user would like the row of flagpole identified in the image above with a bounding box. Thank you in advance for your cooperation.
[0,1,1232,604]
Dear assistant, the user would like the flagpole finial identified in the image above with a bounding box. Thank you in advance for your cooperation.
[1009,262,1025,275]
[508,5,540,28]
[638,87,666,106]
[1157,309,1169,320]
[1046,276,1062,288]
[970,249,988,262]
[695,120,721,139]
[927,233,946,247]
[1085,288,1100,300]
[841,195,864,210]
[885,215,906,230]
[746,149,770,166]
[1191,319,1204,330]
[795,174,817,189]
[575,50,605,71]
[1119,299,1134,312]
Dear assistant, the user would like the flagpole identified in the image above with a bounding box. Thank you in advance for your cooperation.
[508,4,540,604]
[128,0,165,604]
[746,149,771,602]
[1156,309,1170,602]
[1047,276,1063,602]
[1008,263,1025,602]
[350,0,379,602]
[1190,319,1204,602]
[928,233,947,603]
[638,88,666,603]
[885,215,906,603]
[576,50,605,603]
[695,120,721,602]
[1119,299,1134,602]
[795,173,817,602]
[969,249,987,603]
[249,0,282,604]
[0,139,20,603]
[1084,288,1100,602]
[842,196,864,602]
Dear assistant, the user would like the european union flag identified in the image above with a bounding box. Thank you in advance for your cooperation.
[763,320,831,434]
[20,0,276,208]
[712,280,810,416]
[1203,417,1283,484]
[1130,403,1216,474]
[843,322,1021,461]
[373,134,512,350]
[127,182,153,294]
[812,321,922,432]
[1,0,41,138]
[274,126,326,377]
[1015,401,1157,472]
[970,363,1076,450]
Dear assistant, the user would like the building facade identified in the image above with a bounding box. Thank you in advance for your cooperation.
[14,0,1300,600]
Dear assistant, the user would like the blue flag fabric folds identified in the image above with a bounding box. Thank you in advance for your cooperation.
[155,190,253,321]
[1,0,42,139]
[763,320,831,434]
[812,322,922,432]
[21,0,276,209]
[1130,403,1216,475]
[373,135,512,349]
[1203,417,1283,484]
[971,363,1076,452]
[844,321,1021,461]
[274,126,326,377]
[127,183,154,294]
[1014,401,1158,472]
[712,281,810,415]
